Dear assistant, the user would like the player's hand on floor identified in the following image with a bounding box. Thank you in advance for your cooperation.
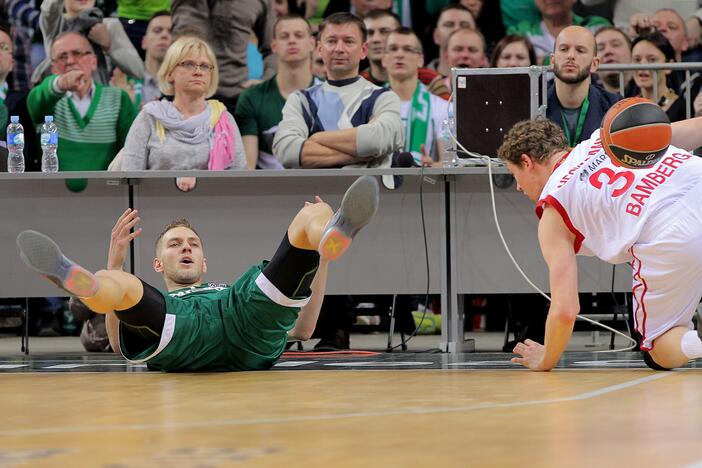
[511,339,550,371]
[108,208,142,270]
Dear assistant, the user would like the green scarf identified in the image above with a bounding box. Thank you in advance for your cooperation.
[393,0,403,23]
[405,82,432,162]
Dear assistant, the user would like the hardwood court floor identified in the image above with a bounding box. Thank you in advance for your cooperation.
[1,355,702,467]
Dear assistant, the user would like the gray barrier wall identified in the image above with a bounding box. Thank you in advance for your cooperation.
[0,169,632,352]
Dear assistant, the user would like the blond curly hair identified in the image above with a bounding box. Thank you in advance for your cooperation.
[497,119,568,166]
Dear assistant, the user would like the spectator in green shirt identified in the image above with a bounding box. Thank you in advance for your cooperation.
[235,14,320,169]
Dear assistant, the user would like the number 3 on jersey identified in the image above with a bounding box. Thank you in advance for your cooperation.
[588,167,634,197]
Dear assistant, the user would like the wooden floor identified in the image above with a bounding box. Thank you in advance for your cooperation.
[2,360,702,467]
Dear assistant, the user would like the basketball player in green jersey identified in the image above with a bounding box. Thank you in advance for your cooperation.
[17,176,379,372]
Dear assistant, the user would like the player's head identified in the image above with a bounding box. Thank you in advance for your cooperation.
[497,119,568,202]
[154,219,207,286]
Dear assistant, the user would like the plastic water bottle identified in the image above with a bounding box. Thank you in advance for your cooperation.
[40,115,59,173]
[440,105,457,167]
[6,115,25,173]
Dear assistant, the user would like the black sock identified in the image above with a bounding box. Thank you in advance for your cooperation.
[114,279,166,337]
[263,233,320,298]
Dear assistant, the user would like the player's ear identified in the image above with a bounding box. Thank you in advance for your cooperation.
[202,257,207,273]
[153,257,163,273]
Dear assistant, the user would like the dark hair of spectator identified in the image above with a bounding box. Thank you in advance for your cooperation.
[438,3,474,20]
[0,0,10,36]
[148,10,171,23]
[490,35,536,67]
[594,26,632,49]
[273,13,313,38]
[632,31,676,63]
[387,26,423,54]
[363,8,400,25]
[318,12,367,42]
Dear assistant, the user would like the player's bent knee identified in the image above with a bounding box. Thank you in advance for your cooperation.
[647,348,687,370]
[642,351,674,371]
[83,271,126,313]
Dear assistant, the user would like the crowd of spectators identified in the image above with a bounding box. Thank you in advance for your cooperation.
[3,0,702,347]
[1,1,701,177]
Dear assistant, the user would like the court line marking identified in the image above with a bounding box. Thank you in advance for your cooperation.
[0,372,671,437]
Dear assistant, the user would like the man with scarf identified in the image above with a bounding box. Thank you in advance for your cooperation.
[383,27,447,165]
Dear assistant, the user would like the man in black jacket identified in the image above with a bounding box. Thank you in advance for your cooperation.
[546,25,621,147]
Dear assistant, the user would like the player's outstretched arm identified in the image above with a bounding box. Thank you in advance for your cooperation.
[512,206,580,371]
[288,259,329,341]
[105,311,122,355]
[671,116,702,151]
[107,208,142,270]
[105,208,142,355]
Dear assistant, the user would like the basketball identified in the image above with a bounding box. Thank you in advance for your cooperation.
[600,97,672,169]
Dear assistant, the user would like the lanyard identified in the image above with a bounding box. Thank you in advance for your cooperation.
[561,93,589,147]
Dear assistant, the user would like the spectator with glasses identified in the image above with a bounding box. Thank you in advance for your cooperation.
[118,37,246,192]
[27,31,136,191]
[383,27,447,165]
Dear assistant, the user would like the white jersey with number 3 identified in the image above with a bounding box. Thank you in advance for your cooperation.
[537,129,702,350]
[537,129,702,264]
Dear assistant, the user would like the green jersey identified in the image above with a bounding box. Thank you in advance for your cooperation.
[235,75,319,169]
[120,263,308,372]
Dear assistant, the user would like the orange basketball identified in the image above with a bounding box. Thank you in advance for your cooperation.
[600,97,671,169]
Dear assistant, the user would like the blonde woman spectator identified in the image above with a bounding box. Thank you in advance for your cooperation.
[119,37,247,191]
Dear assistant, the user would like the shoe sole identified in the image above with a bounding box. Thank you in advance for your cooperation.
[16,230,98,297]
[319,176,379,260]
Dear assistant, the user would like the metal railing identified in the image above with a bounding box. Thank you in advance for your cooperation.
[597,62,702,119]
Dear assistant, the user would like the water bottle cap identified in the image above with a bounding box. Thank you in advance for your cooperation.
[45,116,54,123]
[10,115,18,123]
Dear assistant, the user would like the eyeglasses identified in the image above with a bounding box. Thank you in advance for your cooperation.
[52,50,93,63]
[0,43,12,53]
[385,45,422,55]
[177,60,215,73]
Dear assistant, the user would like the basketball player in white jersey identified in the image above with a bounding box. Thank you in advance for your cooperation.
[498,117,702,371]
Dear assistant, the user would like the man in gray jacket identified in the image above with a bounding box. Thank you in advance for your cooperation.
[273,12,403,169]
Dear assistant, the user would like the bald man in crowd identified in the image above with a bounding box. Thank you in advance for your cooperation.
[547,25,621,147]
